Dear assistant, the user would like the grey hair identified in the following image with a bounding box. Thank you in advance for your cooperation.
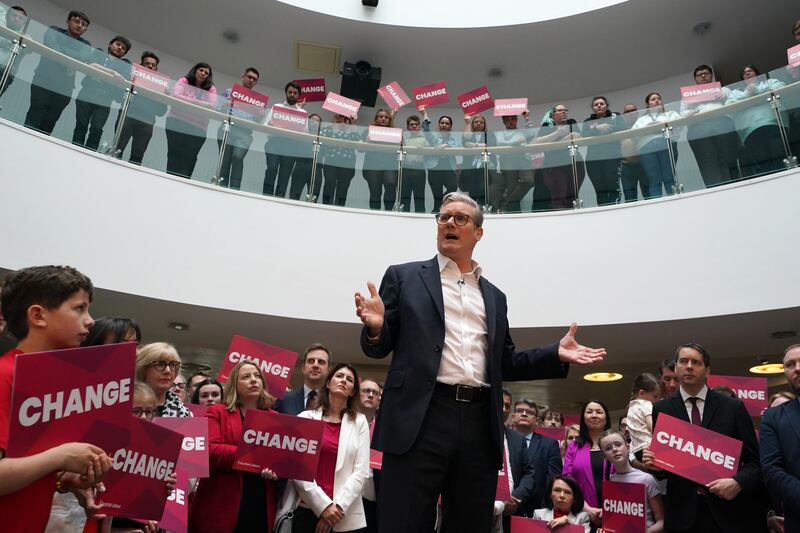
[441,191,483,228]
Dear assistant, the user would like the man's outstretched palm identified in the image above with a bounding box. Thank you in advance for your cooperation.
[558,322,606,365]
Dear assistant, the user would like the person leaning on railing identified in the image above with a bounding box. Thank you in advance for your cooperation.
[493,111,536,213]
[582,96,625,206]
[420,108,459,212]
[535,104,584,211]
[319,113,360,207]
[461,113,494,207]
[0,5,27,97]
[361,108,398,211]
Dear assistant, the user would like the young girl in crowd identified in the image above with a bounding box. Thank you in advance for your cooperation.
[625,373,662,461]
[532,475,591,532]
[598,429,665,533]
[190,378,225,406]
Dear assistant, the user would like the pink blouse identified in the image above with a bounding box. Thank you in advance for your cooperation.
[167,76,217,130]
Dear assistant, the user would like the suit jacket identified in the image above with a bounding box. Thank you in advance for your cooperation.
[361,257,568,466]
[275,387,306,416]
[501,428,535,533]
[562,440,613,508]
[521,433,562,514]
[760,399,800,530]
[277,408,371,532]
[652,388,767,532]
[188,404,277,533]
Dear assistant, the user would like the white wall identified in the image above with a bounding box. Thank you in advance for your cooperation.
[2,118,798,328]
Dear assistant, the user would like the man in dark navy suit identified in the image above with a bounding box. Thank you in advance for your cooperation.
[355,191,606,533]
[760,344,800,533]
[275,342,330,415]
[495,389,535,532]
[644,343,767,533]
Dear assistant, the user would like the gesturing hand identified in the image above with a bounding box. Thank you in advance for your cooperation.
[558,322,606,365]
[355,281,385,337]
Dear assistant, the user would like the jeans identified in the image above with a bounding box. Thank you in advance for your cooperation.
[216,124,252,190]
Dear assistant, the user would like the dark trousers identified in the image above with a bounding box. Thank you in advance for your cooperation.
[115,115,154,165]
[322,164,355,206]
[73,98,111,151]
[687,121,740,187]
[288,158,313,200]
[740,126,787,178]
[427,168,458,212]
[459,167,487,206]
[639,140,677,198]
[619,160,647,202]
[585,157,621,205]
[665,494,723,533]
[165,118,207,179]
[0,70,13,97]
[363,169,398,210]
[291,506,361,533]
[216,125,252,190]
[25,85,71,135]
[494,169,534,213]
[401,168,426,213]
[362,498,377,533]
[541,162,585,210]
[263,153,308,198]
[377,387,496,533]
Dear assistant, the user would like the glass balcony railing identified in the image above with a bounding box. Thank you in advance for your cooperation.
[1,5,799,216]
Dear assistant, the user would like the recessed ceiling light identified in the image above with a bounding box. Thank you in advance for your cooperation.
[583,372,623,382]
[749,363,783,375]
[168,322,189,331]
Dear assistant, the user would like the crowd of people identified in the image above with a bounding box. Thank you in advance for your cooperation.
[1,8,800,212]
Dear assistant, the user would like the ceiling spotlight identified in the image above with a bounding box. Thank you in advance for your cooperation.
[168,322,189,331]
[222,29,240,43]
[693,22,712,35]
[487,67,503,78]
[749,363,784,375]
[770,330,797,339]
[583,372,623,382]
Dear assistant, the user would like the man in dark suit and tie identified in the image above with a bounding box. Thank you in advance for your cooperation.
[355,192,606,533]
[644,343,767,533]
[760,344,800,533]
[275,342,330,415]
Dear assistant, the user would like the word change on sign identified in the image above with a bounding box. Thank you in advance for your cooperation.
[650,414,742,485]
[495,444,513,502]
[368,125,403,143]
[412,81,449,110]
[217,335,297,399]
[234,410,324,481]
[680,82,723,104]
[271,106,309,132]
[602,480,647,533]
[7,343,135,458]
[100,417,183,520]
[510,517,584,533]
[229,83,269,114]
[457,85,494,116]
[132,65,171,93]
[159,465,190,533]
[294,78,327,102]
[322,92,361,118]
[707,375,768,416]
[377,81,412,111]
[493,98,528,117]
[153,416,210,478]
[788,44,800,68]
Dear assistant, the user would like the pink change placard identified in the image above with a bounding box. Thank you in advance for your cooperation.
[153,416,209,478]
[707,375,768,416]
[563,415,580,427]
[217,335,298,399]
[132,65,171,93]
[602,480,647,533]
[495,445,512,501]
[229,83,269,114]
[535,426,565,447]
[186,403,208,418]
[377,81,412,111]
[457,85,494,116]
[680,82,723,104]
[159,465,190,533]
[99,417,183,520]
[234,410,325,481]
[294,78,327,102]
[412,81,449,109]
[7,343,135,458]
[650,414,743,485]
[510,517,584,533]
[368,125,403,143]
[271,106,309,132]
[788,44,800,67]
[493,98,528,117]
[322,92,362,117]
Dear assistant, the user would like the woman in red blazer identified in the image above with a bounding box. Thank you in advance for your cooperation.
[189,361,278,532]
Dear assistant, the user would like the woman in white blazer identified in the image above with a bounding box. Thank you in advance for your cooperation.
[532,475,591,533]
[278,362,370,533]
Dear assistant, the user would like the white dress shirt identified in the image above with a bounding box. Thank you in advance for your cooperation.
[436,253,489,387]
[679,384,708,422]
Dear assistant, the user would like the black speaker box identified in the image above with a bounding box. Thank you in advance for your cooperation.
[340,61,382,107]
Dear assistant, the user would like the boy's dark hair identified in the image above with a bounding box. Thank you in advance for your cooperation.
[141,51,160,65]
[245,67,260,78]
[109,35,132,53]
[9,5,27,16]
[68,11,90,25]
[0,266,93,340]
[693,64,714,79]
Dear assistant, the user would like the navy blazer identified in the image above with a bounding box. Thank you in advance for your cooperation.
[521,433,562,514]
[760,399,800,530]
[652,389,767,533]
[505,428,534,502]
[275,387,305,416]
[361,257,568,466]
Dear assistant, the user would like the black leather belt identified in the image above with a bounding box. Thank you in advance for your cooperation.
[435,383,490,403]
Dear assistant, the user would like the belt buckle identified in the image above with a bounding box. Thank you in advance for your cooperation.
[455,385,472,402]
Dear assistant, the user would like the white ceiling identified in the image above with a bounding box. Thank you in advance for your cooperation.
[47,0,799,104]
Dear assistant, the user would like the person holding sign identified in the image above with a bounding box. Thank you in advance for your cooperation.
[532,475,591,532]
[534,104,584,211]
[263,81,308,198]
[0,266,113,533]
[189,360,278,533]
[320,113,360,207]
[278,362,370,532]
[217,67,261,190]
[420,108,459,212]
[136,342,193,418]
[598,429,664,532]
[461,114,493,206]
[355,191,606,533]
[493,113,536,213]
[643,343,767,533]
[361,108,399,211]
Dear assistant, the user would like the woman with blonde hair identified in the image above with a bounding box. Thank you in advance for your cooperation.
[136,342,192,418]
[362,108,398,210]
[189,360,278,533]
